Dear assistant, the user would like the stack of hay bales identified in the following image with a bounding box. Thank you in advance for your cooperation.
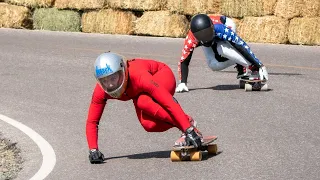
[166,0,221,15]
[134,11,189,38]
[286,0,320,45]
[222,0,286,44]
[0,3,31,28]
[82,9,136,35]
[273,0,320,45]
[222,0,320,45]
[238,16,289,44]
[105,0,188,37]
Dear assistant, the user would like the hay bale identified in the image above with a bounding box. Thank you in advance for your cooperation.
[134,11,189,38]
[33,8,81,32]
[288,17,320,45]
[0,3,31,28]
[54,0,104,10]
[222,0,241,17]
[167,0,221,15]
[222,0,277,18]
[107,0,166,11]
[275,0,303,19]
[82,9,136,35]
[301,0,320,17]
[238,16,289,44]
[6,0,53,8]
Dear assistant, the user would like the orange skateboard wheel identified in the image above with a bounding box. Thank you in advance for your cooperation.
[190,151,202,161]
[170,151,181,162]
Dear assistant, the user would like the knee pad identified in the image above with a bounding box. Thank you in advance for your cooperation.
[216,41,250,67]
[203,45,234,71]
[136,94,153,110]
[141,120,157,132]
[208,60,235,71]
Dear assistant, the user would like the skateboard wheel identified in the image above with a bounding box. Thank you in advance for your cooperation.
[260,83,268,91]
[207,144,218,155]
[170,151,181,162]
[244,83,252,91]
[190,151,202,161]
[239,80,245,89]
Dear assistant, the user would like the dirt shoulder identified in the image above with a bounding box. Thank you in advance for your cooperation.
[0,135,23,180]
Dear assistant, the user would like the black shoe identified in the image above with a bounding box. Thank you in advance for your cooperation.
[235,64,249,79]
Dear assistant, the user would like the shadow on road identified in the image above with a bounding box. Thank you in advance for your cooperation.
[189,85,238,91]
[220,71,302,76]
[106,150,169,160]
[105,150,222,161]
[189,85,273,92]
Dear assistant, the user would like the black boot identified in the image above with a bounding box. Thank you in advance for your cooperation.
[235,64,248,79]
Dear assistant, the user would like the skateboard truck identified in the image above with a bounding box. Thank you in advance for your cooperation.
[239,75,268,91]
[170,136,218,161]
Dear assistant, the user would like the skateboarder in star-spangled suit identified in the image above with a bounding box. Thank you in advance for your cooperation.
[176,14,269,93]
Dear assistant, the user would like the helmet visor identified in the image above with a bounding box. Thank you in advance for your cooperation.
[193,26,214,44]
[98,70,124,93]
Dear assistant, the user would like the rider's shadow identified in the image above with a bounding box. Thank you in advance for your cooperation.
[106,150,169,160]
[188,85,239,91]
[105,150,222,161]
[189,84,273,92]
[220,71,302,76]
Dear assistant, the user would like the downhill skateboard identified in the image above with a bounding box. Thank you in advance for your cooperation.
[239,75,268,91]
[170,136,218,162]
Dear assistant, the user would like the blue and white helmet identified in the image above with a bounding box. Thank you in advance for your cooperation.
[94,52,128,98]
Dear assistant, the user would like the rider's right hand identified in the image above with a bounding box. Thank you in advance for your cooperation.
[185,127,202,148]
[175,83,189,93]
[89,149,105,164]
[259,66,269,81]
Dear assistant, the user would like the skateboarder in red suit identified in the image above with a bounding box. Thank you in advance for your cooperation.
[86,52,203,164]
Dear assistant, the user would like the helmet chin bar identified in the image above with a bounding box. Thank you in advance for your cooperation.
[201,40,214,47]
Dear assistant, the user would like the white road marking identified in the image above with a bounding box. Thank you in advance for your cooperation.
[0,114,56,180]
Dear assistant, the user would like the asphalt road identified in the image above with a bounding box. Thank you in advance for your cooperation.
[0,28,320,180]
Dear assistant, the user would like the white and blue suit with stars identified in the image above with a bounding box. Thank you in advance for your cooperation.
[203,24,263,71]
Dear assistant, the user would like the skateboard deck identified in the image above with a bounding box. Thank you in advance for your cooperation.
[170,136,218,161]
[239,75,268,91]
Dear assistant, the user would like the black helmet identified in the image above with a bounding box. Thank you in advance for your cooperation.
[190,14,214,47]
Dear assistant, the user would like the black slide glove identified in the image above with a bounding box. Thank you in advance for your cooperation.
[185,127,202,148]
[89,149,105,164]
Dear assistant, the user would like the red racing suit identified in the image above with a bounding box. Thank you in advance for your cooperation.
[86,59,191,149]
